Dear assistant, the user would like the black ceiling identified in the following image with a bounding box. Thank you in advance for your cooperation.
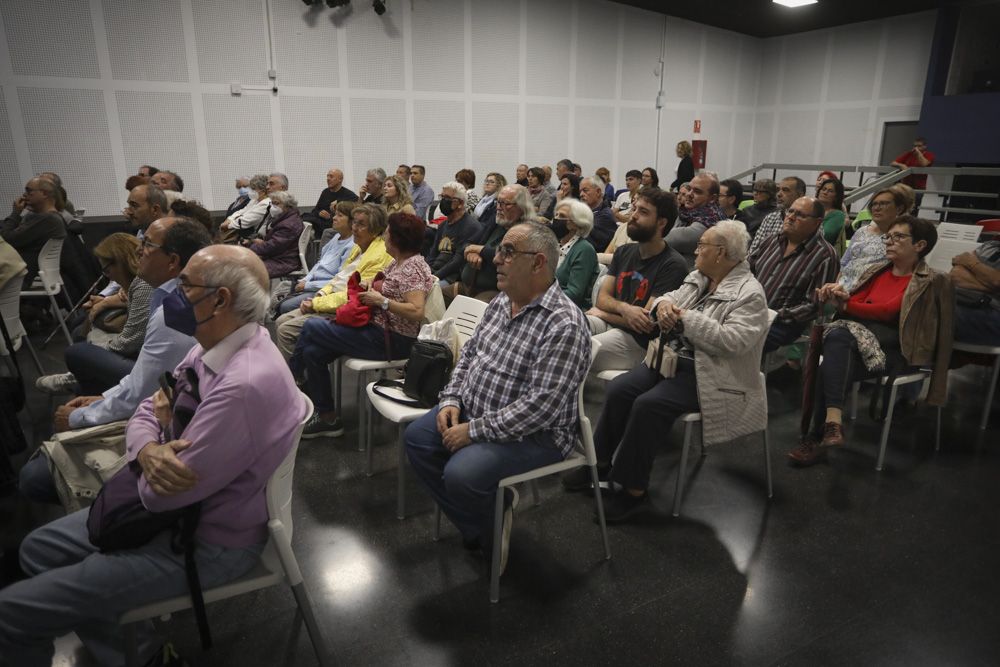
[611,0,967,38]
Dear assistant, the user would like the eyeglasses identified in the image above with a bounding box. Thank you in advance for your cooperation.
[553,215,571,222]
[695,242,723,251]
[496,244,540,262]
[496,200,517,208]
[350,220,369,229]
[870,200,895,210]
[752,189,769,194]
[98,258,115,272]
[139,238,163,252]
[882,232,912,244]
[785,209,816,221]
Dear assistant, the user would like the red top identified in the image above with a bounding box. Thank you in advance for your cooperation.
[845,269,912,322]
[892,149,935,190]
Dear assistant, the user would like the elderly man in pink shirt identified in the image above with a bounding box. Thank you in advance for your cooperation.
[0,246,308,667]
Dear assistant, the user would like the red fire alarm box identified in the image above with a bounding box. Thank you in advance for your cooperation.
[692,139,707,169]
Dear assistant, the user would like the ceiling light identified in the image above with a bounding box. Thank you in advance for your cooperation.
[772,0,818,7]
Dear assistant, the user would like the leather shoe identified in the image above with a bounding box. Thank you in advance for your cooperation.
[787,435,825,467]
[819,421,845,448]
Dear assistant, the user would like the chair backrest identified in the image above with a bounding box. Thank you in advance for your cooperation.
[0,277,26,349]
[36,238,65,291]
[441,295,488,346]
[977,219,1000,233]
[298,222,313,273]
[265,394,313,542]
[575,339,601,462]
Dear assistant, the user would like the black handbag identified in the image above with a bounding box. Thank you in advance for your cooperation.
[372,339,454,408]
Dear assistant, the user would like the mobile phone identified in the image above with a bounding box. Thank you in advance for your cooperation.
[158,372,176,402]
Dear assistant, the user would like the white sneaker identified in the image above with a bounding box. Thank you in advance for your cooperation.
[499,486,519,575]
[35,372,78,395]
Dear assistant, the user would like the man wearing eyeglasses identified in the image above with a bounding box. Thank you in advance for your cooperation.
[747,176,806,256]
[427,182,481,289]
[748,197,838,353]
[457,185,534,302]
[406,221,591,572]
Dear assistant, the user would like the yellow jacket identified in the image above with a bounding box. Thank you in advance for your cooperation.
[311,236,392,313]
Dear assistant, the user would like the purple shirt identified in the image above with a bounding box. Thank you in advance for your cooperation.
[126,324,309,548]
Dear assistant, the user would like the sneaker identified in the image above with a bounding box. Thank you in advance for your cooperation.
[601,490,649,524]
[34,372,78,395]
[787,435,825,466]
[144,642,189,667]
[561,464,610,493]
[819,421,845,448]
[499,487,519,575]
[300,413,345,439]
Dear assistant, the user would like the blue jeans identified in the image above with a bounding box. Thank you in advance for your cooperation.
[405,407,563,548]
[18,455,59,505]
[0,509,262,667]
[289,319,415,414]
[763,320,807,353]
[277,289,318,315]
[64,342,136,395]
[954,303,1000,345]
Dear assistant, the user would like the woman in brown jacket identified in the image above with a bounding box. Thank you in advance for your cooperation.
[789,216,953,466]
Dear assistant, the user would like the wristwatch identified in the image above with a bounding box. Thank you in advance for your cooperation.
[381,298,390,311]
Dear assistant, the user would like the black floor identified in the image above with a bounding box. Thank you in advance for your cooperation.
[2,331,999,666]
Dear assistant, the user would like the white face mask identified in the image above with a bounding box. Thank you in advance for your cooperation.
[270,206,283,216]
[238,186,250,196]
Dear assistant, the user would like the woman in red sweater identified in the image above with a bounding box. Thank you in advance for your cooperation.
[789,216,947,465]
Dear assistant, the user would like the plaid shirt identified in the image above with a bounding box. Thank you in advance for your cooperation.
[749,229,838,324]
[440,282,591,458]
[747,207,785,256]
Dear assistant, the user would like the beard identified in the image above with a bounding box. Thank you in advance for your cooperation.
[627,222,656,243]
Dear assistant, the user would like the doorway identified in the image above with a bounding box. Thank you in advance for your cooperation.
[879,121,919,165]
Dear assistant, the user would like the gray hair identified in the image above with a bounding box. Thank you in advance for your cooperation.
[269,190,298,209]
[367,167,387,184]
[249,174,268,192]
[555,198,594,238]
[199,255,270,324]
[144,184,168,213]
[713,219,751,262]
[440,180,468,203]
[581,176,606,192]
[505,184,537,223]
[514,222,559,280]
[269,172,289,189]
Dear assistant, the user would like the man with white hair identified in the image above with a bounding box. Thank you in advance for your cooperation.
[225,176,252,218]
[427,181,481,287]
[579,176,617,252]
[458,184,535,302]
[0,245,309,666]
[360,167,386,205]
[302,168,357,233]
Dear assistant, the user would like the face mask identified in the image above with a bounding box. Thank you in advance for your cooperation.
[550,217,569,239]
[439,198,454,216]
[162,288,218,336]
[238,186,250,197]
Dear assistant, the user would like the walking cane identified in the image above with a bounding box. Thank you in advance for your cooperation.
[41,275,107,347]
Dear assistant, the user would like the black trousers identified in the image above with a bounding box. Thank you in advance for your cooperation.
[811,327,883,435]
[594,357,700,491]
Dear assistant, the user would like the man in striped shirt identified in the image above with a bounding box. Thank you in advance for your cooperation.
[748,196,838,352]
[405,222,591,571]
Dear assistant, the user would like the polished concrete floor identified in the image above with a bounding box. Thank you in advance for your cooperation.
[2,332,999,666]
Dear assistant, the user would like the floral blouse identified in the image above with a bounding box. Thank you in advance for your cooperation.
[373,254,435,338]
[838,223,887,292]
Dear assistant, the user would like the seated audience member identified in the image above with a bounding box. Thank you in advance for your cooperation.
[20,218,211,503]
[396,164,411,181]
[2,245,307,667]
[125,175,148,192]
[547,173,582,220]
[138,164,158,178]
[526,167,554,220]
[515,163,529,187]
[302,168,357,233]
[542,165,555,194]
[586,188,687,375]
[580,176,617,252]
[749,197,838,353]
[474,172,506,226]
[428,182,481,287]
[123,183,169,236]
[170,199,214,237]
[2,177,66,287]
[564,219,768,522]
[815,170,837,190]
[35,234,153,396]
[741,178,778,237]
[666,173,726,267]
[360,168,387,205]
[0,237,26,319]
[748,176,806,256]
[791,217,952,465]
[384,175,417,216]
[406,221,590,567]
[552,198,598,309]
[596,167,615,204]
[457,185,535,303]
[278,201,357,315]
[677,182,692,210]
[247,190,305,279]
[573,163,583,178]
[292,213,435,437]
[817,177,847,251]
[220,174,272,240]
[410,165,434,219]
[455,169,479,213]
[275,204,391,358]
[225,177,252,218]
[670,141,695,191]
[641,167,659,190]
[719,179,744,220]
[613,170,643,224]
[950,240,1000,345]
[838,184,913,292]
[149,169,183,193]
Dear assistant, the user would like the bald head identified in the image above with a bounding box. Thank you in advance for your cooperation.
[782,196,824,243]
[190,245,269,293]
[326,169,344,190]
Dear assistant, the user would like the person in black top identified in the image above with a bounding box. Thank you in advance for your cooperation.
[740,178,778,237]
[580,177,617,251]
[1,177,66,287]
[302,168,358,233]
[427,182,481,288]
[586,188,688,376]
[669,141,695,191]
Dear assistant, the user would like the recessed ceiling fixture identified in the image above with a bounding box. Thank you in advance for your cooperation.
[772,0,818,7]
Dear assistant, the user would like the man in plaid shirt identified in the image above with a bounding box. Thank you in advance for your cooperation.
[406,222,591,571]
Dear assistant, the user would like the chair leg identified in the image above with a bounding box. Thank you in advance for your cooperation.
[22,336,45,375]
[850,381,860,420]
[332,360,342,415]
[123,623,140,667]
[396,426,406,520]
[763,426,773,499]
[981,355,1000,431]
[530,480,540,507]
[489,486,505,603]
[365,403,374,477]
[672,421,694,517]
[590,464,611,560]
[356,374,365,452]
[433,504,442,541]
[875,383,900,472]
[935,406,942,452]
[48,291,72,346]
[290,581,330,667]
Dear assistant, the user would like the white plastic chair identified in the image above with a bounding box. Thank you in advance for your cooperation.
[0,275,44,374]
[288,221,313,278]
[949,342,1000,430]
[19,237,72,345]
[119,396,328,667]
[430,339,610,603]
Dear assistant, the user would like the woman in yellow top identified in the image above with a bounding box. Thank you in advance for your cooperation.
[383,175,416,216]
